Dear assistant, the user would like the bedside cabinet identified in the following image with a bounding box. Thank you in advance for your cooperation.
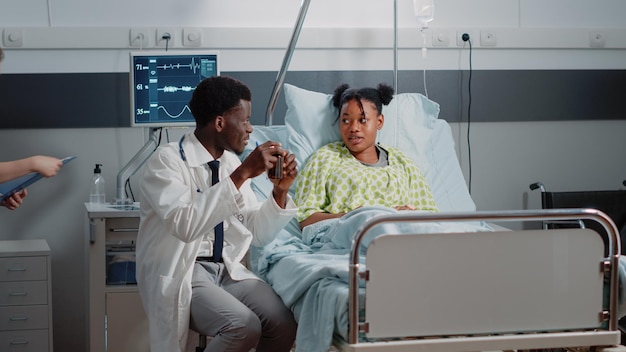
[86,203,149,352]
[0,239,52,352]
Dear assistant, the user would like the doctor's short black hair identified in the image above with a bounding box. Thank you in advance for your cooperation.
[189,75,252,127]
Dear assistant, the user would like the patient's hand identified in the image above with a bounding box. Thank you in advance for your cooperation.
[395,204,416,211]
[300,211,346,229]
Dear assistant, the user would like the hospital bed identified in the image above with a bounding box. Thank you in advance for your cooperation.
[236,83,626,352]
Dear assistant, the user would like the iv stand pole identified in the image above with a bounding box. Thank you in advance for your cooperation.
[394,0,398,92]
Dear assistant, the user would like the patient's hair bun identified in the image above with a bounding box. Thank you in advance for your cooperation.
[377,83,394,106]
[331,82,395,117]
[332,83,350,108]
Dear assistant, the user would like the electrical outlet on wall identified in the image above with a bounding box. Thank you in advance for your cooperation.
[156,28,176,48]
[130,28,151,48]
[456,30,474,46]
[589,31,606,48]
[183,28,202,47]
[480,31,497,47]
[3,28,23,47]
[432,29,449,47]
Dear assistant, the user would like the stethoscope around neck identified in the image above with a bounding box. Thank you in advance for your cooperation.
[179,135,188,161]
[179,134,201,192]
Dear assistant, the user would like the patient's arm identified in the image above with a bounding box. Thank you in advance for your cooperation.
[299,211,346,229]
[395,204,416,211]
[301,204,420,228]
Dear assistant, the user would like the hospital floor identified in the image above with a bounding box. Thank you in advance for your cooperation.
[184,330,596,352]
[184,337,589,352]
[184,330,338,351]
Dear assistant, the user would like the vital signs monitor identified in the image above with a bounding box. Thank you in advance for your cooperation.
[130,51,220,127]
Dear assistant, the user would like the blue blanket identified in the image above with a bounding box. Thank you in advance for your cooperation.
[256,207,494,352]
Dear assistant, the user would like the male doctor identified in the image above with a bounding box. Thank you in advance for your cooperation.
[136,75,298,352]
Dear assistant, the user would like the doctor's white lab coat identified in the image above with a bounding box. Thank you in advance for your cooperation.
[136,132,297,352]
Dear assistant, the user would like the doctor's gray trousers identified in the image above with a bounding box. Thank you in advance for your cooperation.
[189,261,297,352]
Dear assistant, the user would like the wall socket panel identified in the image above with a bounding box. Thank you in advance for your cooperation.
[3,28,24,47]
[130,28,151,48]
[456,30,475,46]
[431,29,450,47]
[480,31,497,46]
[183,28,202,47]
[156,27,175,47]
[589,31,606,48]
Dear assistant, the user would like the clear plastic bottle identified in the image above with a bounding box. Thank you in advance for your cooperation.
[89,163,106,205]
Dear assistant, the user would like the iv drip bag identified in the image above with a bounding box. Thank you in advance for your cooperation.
[414,0,434,28]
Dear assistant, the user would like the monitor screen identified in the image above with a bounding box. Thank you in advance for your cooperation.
[130,51,219,127]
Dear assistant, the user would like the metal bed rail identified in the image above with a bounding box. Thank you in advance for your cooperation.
[347,208,622,346]
[264,0,312,126]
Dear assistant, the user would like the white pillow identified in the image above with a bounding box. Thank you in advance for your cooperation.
[378,92,437,176]
[284,83,340,169]
[418,119,476,212]
[282,83,475,212]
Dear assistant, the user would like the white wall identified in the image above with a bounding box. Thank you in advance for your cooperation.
[1,0,625,351]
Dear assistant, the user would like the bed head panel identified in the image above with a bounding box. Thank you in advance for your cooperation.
[364,228,605,338]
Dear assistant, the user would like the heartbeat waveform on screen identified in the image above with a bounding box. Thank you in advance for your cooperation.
[160,85,195,93]
[158,58,204,74]
[151,104,192,119]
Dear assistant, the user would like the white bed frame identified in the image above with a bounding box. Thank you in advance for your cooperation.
[342,208,624,352]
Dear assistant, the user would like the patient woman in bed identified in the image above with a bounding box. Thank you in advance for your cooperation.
[295,83,438,229]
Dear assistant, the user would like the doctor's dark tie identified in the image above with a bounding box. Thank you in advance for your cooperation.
[207,160,224,262]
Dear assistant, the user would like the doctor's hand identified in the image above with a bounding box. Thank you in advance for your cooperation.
[269,150,296,209]
[1,189,27,210]
[270,151,297,191]
[231,141,285,189]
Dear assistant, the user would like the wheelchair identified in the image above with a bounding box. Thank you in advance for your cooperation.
[530,180,626,344]
[529,180,626,254]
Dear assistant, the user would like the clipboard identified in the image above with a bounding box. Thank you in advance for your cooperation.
[0,156,76,202]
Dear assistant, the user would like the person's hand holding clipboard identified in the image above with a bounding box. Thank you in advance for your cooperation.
[0,156,76,209]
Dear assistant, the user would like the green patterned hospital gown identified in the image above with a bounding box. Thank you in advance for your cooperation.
[295,142,438,222]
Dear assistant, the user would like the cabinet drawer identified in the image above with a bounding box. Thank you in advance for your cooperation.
[106,218,140,243]
[0,282,48,306]
[0,257,47,282]
[0,305,49,330]
[0,329,49,352]
[107,217,140,232]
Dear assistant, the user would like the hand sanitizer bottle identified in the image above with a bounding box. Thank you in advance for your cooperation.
[89,163,106,205]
